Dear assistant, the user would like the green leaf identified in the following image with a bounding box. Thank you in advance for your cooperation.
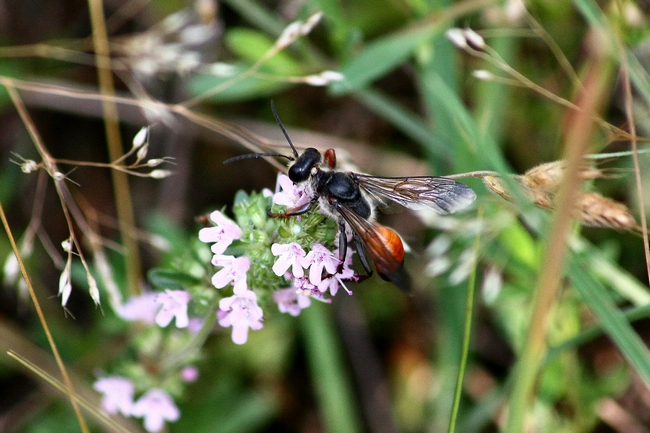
[189,73,290,103]
[148,268,200,290]
[225,28,303,75]
[330,21,442,94]
[568,254,650,386]
[300,303,363,433]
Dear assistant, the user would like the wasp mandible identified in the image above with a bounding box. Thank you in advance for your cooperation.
[225,102,477,292]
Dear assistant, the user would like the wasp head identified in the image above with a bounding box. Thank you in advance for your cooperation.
[288,148,321,183]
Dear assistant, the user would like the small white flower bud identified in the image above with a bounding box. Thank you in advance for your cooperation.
[20,160,38,173]
[276,21,302,49]
[3,254,19,286]
[472,70,494,81]
[150,169,173,179]
[427,234,452,257]
[61,239,72,253]
[149,234,172,251]
[481,266,503,304]
[303,74,328,86]
[304,70,345,86]
[320,70,345,81]
[463,28,486,50]
[300,12,323,35]
[180,23,218,45]
[133,127,149,149]
[425,256,451,277]
[88,275,100,306]
[147,159,164,167]
[205,62,238,76]
[445,28,467,49]
[449,249,476,285]
[53,172,65,181]
[136,143,149,161]
[178,52,201,74]
[59,262,72,306]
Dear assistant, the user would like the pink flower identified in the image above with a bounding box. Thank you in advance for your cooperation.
[187,318,203,334]
[301,243,339,285]
[131,388,180,433]
[198,210,242,255]
[271,242,306,278]
[273,174,310,208]
[154,290,190,328]
[180,365,199,382]
[218,290,264,345]
[318,248,355,296]
[117,293,159,324]
[273,288,311,316]
[93,376,134,416]
[211,255,250,294]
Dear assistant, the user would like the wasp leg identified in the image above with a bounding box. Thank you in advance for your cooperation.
[268,197,317,218]
[337,221,347,262]
[353,232,374,283]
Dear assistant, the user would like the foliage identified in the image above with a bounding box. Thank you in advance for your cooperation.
[0,0,649,432]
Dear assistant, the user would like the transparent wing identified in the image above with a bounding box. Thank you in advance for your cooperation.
[353,174,476,215]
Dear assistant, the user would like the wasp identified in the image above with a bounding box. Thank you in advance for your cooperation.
[225,102,477,292]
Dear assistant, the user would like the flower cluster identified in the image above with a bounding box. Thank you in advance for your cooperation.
[93,289,199,432]
[95,172,357,431]
[199,173,357,344]
[94,377,180,433]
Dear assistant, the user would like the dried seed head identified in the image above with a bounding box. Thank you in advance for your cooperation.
[483,176,512,201]
[574,192,640,231]
[484,174,553,208]
[520,161,603,191]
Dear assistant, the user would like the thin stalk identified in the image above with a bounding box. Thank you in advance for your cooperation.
[0,205,89,433]
[88,0,142,295]
[618,34,650,285]
[505,48,613,433]
[448,207,483,433]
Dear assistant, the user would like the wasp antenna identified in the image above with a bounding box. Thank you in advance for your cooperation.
[270,100,299,158]
[224,152,293,165]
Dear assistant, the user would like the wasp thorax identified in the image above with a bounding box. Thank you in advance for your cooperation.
[289,148,322,183]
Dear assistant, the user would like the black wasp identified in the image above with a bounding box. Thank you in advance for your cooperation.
[225,102,477,292]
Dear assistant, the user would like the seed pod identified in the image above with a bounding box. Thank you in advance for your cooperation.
[574,192,640,231]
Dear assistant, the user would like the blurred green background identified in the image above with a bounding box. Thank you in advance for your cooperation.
[1,0,650,432]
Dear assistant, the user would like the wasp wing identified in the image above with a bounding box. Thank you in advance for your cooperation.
[334,202,411,293]
[353,174,476,215]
